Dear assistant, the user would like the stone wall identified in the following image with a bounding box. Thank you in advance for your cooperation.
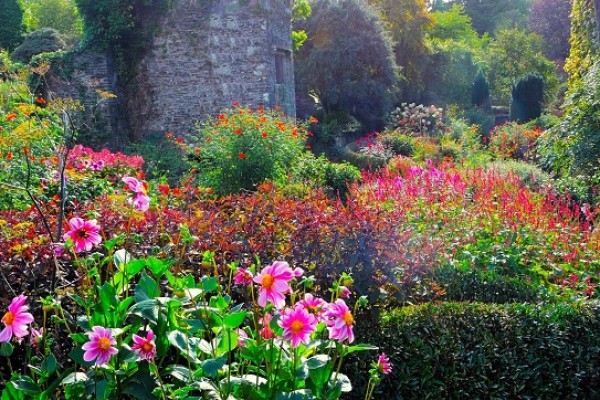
[48,0,295,146]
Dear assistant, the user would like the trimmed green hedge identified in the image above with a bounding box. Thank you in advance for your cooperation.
[348,302,600,399]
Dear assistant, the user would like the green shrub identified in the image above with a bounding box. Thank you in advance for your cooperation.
[0,0,24,51]
[471,69,491,111]
[379,132,415,157]
[462,106,494,137]
[320,111,362,144]
[187,105,308,195]
[340,141,388,170]
[429,265,551,304]
[486,159,551,190]
[387,103,445,137]
[510,73,544,123]
[10,28,65,63]
[126,130,190,186]
[350,302,600,399]
[324,161,362,198]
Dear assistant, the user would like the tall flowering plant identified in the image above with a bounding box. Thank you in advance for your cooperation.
[1,251,382,399]
[186,104,309,195]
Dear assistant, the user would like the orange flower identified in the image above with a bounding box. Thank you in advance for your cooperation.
[235,129,243,135]
[166,132,174,138]
[262,132,268,138]
[309,116,319,123]
[6,113,17,121]
[6,151,13,160]
[239,151,246,159]
[175,137,183,144]
[218,113,226,121]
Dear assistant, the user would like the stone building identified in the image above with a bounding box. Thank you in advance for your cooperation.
[48,0,295,148]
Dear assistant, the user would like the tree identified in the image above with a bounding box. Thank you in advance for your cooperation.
[472,69,491,112]
[510,74,544,123]
[529,0,571,63]
[11,28,66,63]
[431,0,530,35]
[0,0,24,51]
[18,0,82,39]
[367,0,432,100]
[484,28,558,107]
[294,0,399,130]
[423,4,487,106]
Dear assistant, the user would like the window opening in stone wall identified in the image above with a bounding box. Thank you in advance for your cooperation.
[275,53,285,84]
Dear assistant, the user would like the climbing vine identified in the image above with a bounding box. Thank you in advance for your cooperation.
[564,0,599,90]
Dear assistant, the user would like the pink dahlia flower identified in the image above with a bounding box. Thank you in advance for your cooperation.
[279,305,317,348]
[324,299,355,343]
[297,293,328,322]
[122,177,150,212]
[0,295,34,343]
[234,267,254,286]
[131,329,156,361]
[82,326,118,365]
[377,353,392,375]
[63,218,102,253]
[253,261,294,309]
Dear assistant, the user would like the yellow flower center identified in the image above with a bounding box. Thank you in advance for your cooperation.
[97,337,112,351]
[262,273,274,289]
[141,342,153,353]
[342,311,354,326]
[2,311,15,326]
[291,320,304,333]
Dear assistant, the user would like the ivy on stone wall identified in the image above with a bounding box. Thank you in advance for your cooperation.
[564,0,599,90]
[74,0,171,80]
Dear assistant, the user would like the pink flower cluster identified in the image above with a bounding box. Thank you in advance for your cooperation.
[239,261,356,347]
[123,177,151,212]
[69,145,144,171]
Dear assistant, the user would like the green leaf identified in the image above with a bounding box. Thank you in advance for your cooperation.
[223,311,247,329]
[216,330,239,356]
[135,271,160,302]
[0,342,13,357]
[1,381,25,400]
[306,354,330,369]
[68,347,94,367]
[114,249,134,271]
[40,355,58,376]
[11,375,41,394]
[146,257,172,278]
[167,330,201,363]
[276,389,316,400]
[167,364,192,382]
[125,259,147,276]
[345,343,378,354]
[332,373,352,392]
[308,360,333,390]
[201,356,227,378]
[201,276,219,293]
[128,299,160,324]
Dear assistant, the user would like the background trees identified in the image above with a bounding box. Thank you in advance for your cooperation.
[294,0,399,131]
[0,0,24,51]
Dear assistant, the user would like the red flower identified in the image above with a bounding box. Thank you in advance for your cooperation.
[262,132,268,138]
[309,116,319,123]
[36,97,46,105]
[6,113,17,121]
[6,151,12,161]
[239,152,246,159]
[158,184,170,195]
[232,101,240,107]
[175,137,183,144]
[235,129,243,135]
[218,113,226,120]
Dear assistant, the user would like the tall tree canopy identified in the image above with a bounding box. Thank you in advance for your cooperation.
[0,0,24,51]
[367,0,432,100]
[529,0,571,63]
[295,0,399,129]
[431,0,530,35]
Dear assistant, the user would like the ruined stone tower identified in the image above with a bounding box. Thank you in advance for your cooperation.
[48,0,295,147]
